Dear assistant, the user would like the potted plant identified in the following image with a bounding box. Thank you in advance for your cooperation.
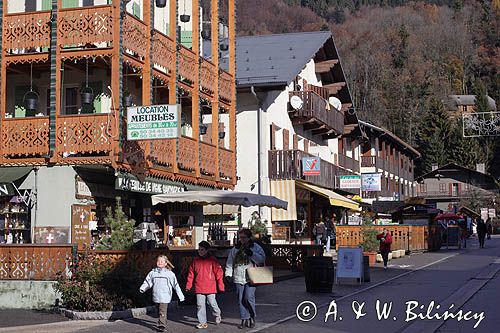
[360,225,379,267]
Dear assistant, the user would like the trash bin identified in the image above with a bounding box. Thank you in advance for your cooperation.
[304,256,334,293]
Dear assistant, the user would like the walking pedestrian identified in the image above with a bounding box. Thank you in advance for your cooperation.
[312,219,326,245]
[325,215,334,253]
[225,228,266,329]
[186,241,224,329]
[486,218,492,240]
[140,255,185,332]
[458,218,467,248]
[376,228,392,269]
[477,219,487,248]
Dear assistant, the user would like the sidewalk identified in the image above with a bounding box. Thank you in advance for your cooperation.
[0,247,474,333]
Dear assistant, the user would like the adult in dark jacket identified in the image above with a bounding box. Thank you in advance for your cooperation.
[477,219,487,248]
[486,218,492,240]
[186,241,225,329]
[376,228,393,269]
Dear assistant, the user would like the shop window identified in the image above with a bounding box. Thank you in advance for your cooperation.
[167,215,195,248]
[0,198,31,244]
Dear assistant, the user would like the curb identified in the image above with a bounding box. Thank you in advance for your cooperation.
[55,302,179,320]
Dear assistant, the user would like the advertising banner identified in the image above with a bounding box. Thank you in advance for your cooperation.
[127,104,181,140]
[339,175,361,189]
[361,173,381,192]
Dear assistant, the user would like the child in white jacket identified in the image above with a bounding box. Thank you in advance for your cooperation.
[140,255,185,332]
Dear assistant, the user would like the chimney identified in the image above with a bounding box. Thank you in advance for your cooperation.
[431,164,438,171]
[476,163,485,174]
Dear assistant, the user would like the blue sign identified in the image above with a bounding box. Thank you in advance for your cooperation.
[302,157,320,175]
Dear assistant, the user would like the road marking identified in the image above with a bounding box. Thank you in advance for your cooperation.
[249,253,460,333]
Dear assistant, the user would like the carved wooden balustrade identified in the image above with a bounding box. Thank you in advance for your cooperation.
[268,244,324,272]
[219,71,233,103]
[56,114,114,157]
[178,136,197,171]
[335,225,428,252]
[149,139,176,169]
[152,30,175,74]
[123,13,148,60]
[3,11,51,53]
[1,117,49,158]
[178,46,197,84]
[200,141,217,176]
[58,5,114,48]
[201,59,217,96]
[0,245,74,280]
[219,147,233,180]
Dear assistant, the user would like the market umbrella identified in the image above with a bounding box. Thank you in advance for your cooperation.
[152,190,288,209]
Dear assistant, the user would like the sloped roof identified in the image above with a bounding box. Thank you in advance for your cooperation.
[226,31,332,87]
[358,120,420,158]
[448,95,497,111]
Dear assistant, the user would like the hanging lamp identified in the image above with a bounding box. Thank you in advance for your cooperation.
[180,0,190,22]
[81,58,94,105]
[23,63,39,115]
[155,0,167,8]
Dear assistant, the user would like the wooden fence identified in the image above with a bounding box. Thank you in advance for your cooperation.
[0,244,322,281]
[0,244,75,280]
[336,225,428,252]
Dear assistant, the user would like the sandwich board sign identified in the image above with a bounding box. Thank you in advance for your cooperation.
[127,104,181,140]
[335,247,364,284]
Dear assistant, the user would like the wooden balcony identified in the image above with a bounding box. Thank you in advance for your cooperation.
[338,154,360,173]
[361,155,376,167]
[288,90,344,137]
[268,149,356,190]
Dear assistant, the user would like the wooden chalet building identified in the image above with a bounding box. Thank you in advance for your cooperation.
[0,0,236,248]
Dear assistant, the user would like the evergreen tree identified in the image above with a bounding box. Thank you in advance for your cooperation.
[97,197,135,250]
[449,119,483,169]
[416,99,452,174]
[473,80,489,113]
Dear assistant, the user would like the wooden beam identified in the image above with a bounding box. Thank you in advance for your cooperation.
[228,0,236,185]
[192,0,200,178]
[211,0,220,182]
[315,59,339,73]
[324,82,346,94]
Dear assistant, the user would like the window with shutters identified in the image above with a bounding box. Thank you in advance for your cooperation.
[439,183,447,193]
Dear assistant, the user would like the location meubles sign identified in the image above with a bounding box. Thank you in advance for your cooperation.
[127,104,181,140]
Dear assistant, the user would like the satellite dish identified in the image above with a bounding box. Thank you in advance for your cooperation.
[290,95,303,110]
[329,97,342,111]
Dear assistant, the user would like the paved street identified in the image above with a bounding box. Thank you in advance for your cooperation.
[0,236,498,333]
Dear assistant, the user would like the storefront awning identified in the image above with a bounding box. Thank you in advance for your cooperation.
[270,180,297,221]
[296,181,360,211]
[0,167,33,196]
[203,204,240,215]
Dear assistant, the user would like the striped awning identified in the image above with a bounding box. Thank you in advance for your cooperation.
[270,180,297,221]
[203,204,240,215]
[296,181,360,211]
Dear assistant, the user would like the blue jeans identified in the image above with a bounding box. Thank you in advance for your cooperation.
[235,283,256,320]
[196,294,221,324]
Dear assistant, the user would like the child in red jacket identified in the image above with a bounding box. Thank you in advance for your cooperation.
[377,228,393,269]
[186,241,225,329]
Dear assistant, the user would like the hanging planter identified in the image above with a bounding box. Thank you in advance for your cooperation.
[155,0,167,8]
[219,43,229,51]
[180,14,191,23]
[200,124,208,135]
[218,131,225,139]
[81,87,94,105]
[123,92,134,107]
[23,90,39,111]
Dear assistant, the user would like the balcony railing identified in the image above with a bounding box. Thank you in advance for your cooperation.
[3,11,51,53]
[152,30,175,74]
[219,71,233,103]
[219,147,234,180]
[338,154,360,173]
[288,90,344,136]
[201,59,217,96]
[200,141,217,176]
[268,149,356,190]
[361,155,376,167]
[1,117,49,158]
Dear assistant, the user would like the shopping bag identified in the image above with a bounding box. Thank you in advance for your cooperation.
[247,266,274,285]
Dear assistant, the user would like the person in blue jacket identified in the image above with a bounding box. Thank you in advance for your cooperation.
[140,255,185,332]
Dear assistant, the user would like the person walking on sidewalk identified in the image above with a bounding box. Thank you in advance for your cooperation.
[225,228,266,329]
[313,219,326,245]
[186,241,225,329]
[486,218,492,240]
[140,255,185,332]
[377,228,392,269]
[477,219,487,248]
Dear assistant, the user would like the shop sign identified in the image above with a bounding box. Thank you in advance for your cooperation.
[361,173,381,192]
[302,157,320,175]
[116,175,185,194]
[339,175,361,189]
[480,208,488,221]
[71,205,92,251]
[34,227,69,244]
[127,104,181,140]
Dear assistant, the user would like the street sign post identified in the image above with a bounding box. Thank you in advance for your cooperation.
[302,157,320,175]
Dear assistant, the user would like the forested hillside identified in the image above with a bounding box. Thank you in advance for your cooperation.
[236,0,500,177]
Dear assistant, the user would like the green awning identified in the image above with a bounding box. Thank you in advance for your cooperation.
[0,167,33,196]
